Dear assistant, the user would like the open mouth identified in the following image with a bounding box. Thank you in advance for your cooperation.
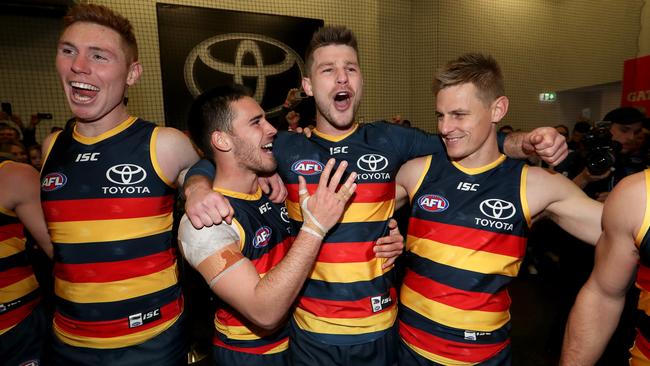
[333,91,352,110]
[70,81,100,102]
[261,142,273,153]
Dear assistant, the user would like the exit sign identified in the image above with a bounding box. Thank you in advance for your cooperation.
[539,92,557,102]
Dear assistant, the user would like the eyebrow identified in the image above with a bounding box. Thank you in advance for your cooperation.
[249,113,264,123]
[59,41,115,56]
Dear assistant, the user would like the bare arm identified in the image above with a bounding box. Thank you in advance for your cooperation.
[180,159,357,329]
[560,171,643,365]
[526,167,602,245]
[504,127,568,166]
[1,162,53,258]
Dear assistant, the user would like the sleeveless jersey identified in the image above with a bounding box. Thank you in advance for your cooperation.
[0,158,40,335]
[40,117,182,349]
[399,154,530,365]
[211,187,294,355]
[631,169,650,365]
[273,122,445,345]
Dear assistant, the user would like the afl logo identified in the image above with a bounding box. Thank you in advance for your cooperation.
[253,226,272,248]
[106,164,147,185]
[417,194,449,212]
[479,199,516,220]
[291,160,324,176]
[41,173,67,192]
[356,154,388,172]
[184,33,306,105]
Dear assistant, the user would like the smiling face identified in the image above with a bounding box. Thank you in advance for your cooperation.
[436,83,507,167]
[227,97,278,175]
[302,44,363,135]
[55,22,141,126]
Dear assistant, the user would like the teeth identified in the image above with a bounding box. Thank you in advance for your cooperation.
[70,81,99,91]
[334,92,349,101]
[262,143,273,149]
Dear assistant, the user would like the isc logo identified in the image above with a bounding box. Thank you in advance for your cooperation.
[75,152,100,162]
[253,226,272,248]
[291,160,324,176]
[41,173,67,192]
[457,182,479,191]
[128,308,161,328]
[417,194,449,212]
[259,202,272,214]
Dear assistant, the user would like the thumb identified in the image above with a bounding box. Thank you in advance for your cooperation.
[298,175,309,204]
[529,133,543,145]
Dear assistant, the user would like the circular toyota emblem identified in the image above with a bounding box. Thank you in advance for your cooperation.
[356,154,389,172]
[184,33,305,105]
[479,199,516,220]
[106,164,147,185]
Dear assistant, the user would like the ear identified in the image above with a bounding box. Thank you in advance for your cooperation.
[126,62,143,86]
[211,131,232,152]
[491,96,509,123]
[302,77,314,97]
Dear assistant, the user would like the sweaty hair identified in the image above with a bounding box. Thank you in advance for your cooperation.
[63,4,138,63]
[305,26,359,76]
[434,53,504,106]
[187,84,251,158]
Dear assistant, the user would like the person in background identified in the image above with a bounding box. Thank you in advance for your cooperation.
[0,156,53,365]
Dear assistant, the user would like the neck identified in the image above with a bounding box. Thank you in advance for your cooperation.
[214,158,260,195]
[315,114,357,136]
[75,106,130,137]
[455,137,501,169]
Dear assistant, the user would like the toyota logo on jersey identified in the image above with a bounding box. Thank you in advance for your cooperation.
[417,194,449,212]
[479,199,516,220]
[356,154,388,172]
[253,226,273,248]
[291,160,324,176]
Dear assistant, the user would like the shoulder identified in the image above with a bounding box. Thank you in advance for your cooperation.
[178,215,240,250]
[397,156,430,191]
[0,161,39,183]
[155,126,192,144]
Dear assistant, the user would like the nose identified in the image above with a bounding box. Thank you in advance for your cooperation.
[336,68,349,85]
[437,115,454,135]
[262,118,277,137]
[70,54,90,74]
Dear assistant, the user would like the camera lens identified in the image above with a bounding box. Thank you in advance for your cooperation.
[586,149,615,176]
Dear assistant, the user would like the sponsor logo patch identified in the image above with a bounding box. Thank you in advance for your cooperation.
[417,194,449,212]
[291,160,324,176]
[128,307,161,328]
[253,226,272,248]
[370,293,393,313]
[356,154,388,172]
[41,173,67,191]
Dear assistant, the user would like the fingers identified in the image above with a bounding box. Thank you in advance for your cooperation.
[328,160,348,192]
[382,257,397,270]
[317,158,336,191]
[267,174,288,203]
[258,176,271,194]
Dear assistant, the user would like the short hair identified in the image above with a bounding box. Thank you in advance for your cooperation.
[63,4,138,63]
[434,53,504,106]
[305,26,359,76]
[187,84,251,158]
[603,107,646,126]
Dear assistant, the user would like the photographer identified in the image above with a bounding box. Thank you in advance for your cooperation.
[556,107,646,202]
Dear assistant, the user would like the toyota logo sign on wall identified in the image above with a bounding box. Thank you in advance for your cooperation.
[157,4,323,130]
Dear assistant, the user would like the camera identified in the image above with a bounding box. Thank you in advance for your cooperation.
[581,122,621,176]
